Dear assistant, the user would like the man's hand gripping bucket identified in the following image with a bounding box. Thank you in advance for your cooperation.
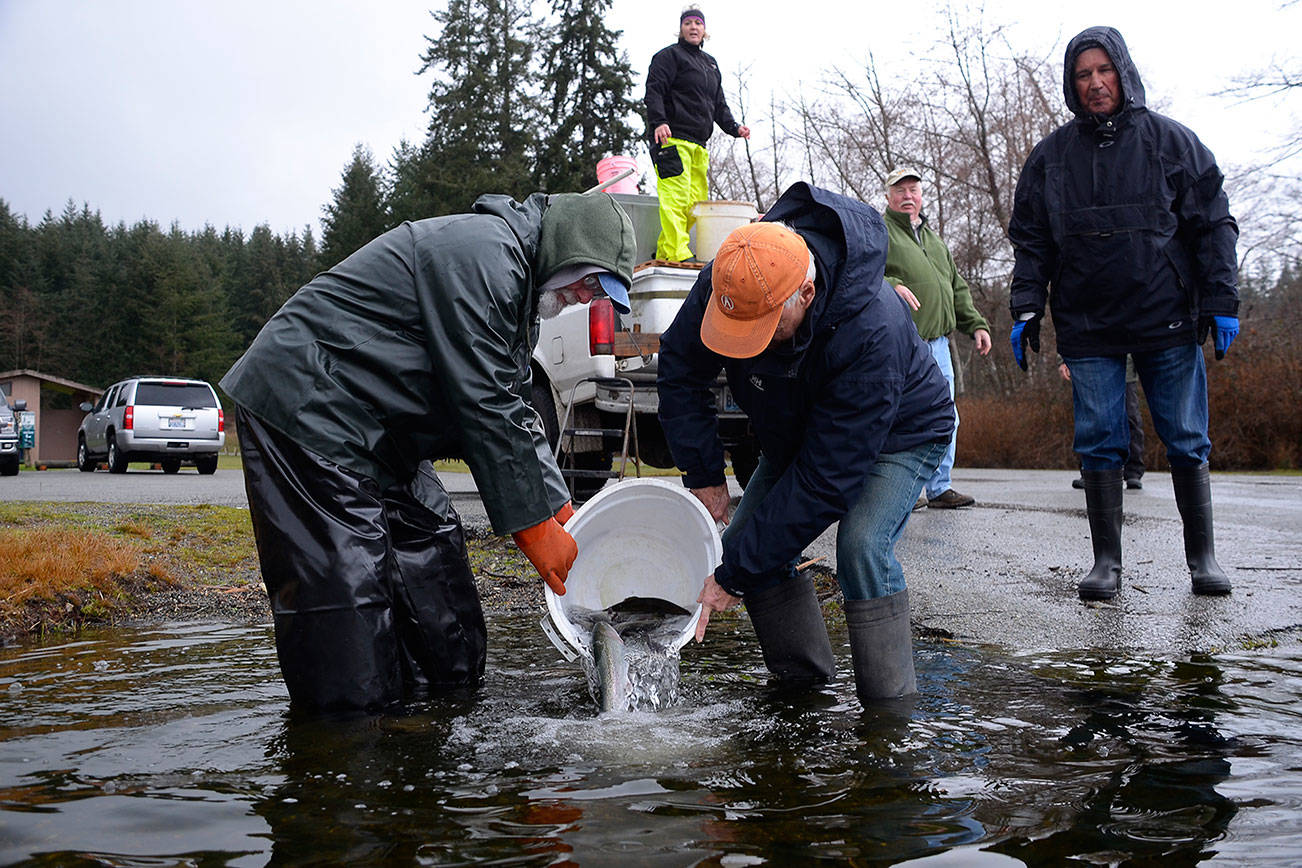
[540,478,722,661]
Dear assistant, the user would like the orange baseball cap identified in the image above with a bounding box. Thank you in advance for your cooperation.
[701,222,811,358]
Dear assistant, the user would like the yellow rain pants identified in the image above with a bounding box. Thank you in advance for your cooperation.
[652,137,709,262]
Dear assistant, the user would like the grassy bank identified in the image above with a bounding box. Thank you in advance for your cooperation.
[0,502,540,645]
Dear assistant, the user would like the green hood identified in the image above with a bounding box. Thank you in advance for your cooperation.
[536,192,637,291]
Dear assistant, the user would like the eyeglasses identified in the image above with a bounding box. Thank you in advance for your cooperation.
[559,273,605,298]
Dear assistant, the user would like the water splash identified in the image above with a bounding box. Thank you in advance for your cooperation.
[566,598,693,713]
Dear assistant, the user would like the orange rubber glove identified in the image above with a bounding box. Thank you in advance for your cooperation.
[512,517,577,596]
[554,501,575,526]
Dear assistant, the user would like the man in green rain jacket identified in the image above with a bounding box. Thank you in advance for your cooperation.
[221,192,636,713]
[882,167,991,510]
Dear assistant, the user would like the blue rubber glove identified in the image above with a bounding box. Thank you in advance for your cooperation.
[1211,315,1239,360]
[1010,315,1041,371]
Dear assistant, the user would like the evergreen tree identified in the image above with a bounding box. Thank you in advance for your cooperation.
[38,203,114,385]
[108,220,180,381]
[0,201,326,389]
[319,144,392,269]
[535,0,641,193]
[237,225,295,348]
[387,138,435,225]
[409,0,543,214]
[215,226,251,352]
[0,201,49,372]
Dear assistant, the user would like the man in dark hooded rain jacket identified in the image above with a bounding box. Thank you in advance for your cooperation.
[656,183,954,702]
[221,192,636,712]
[1008,26,1240,602]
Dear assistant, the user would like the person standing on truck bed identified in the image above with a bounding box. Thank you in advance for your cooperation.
[644,6,750,263]
[221,192,636,713]
[657,183,955,703]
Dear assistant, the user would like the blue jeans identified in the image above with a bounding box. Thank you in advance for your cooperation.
[1064,343,1210,471]
[925,336,958,497]
[726,440,947,602]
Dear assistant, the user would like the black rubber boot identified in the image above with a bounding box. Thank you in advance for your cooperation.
[1171,463,1232,595]
[1078,468,1124,601]
[845,590,917,701]
[744,574,836,683]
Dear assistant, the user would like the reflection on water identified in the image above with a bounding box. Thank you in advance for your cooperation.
[1,617,1300,865]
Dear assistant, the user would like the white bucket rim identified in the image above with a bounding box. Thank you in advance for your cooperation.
[543,478,719,659]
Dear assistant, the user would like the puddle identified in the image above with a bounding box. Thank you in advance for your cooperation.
[1,617,1300,864]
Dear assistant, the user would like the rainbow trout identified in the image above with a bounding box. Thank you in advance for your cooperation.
[591,620,630,713]
[577,597,692,713]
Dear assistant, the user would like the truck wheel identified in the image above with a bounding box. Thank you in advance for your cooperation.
[0,456,17,477]
[529,374,608,501]
[107,434,129,474]
[77,438,98,472]
[195,454,219,475]
[633,418,676,469]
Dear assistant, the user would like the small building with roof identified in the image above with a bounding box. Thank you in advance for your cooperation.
[0,369,102,467]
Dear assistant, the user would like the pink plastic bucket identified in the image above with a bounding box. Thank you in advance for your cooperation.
[596,155,639,194]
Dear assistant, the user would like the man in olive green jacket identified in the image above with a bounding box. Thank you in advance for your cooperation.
[221,192,636,712]
[882,167,991,509]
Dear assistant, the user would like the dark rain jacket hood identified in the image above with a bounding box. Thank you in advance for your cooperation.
[221,192,634,535]
[1007,27,1238,357]
[1062,26,1146,121]
[657,182,954,596]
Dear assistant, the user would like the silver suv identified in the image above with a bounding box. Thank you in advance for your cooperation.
[77,377,225,474]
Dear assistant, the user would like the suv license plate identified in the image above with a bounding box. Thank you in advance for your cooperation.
[166,417,189,429]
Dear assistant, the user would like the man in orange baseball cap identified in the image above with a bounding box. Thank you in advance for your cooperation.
[657,183,955,703]
[699,222,816,357]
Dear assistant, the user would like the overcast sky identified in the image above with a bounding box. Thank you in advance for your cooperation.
[0,0,1295,237]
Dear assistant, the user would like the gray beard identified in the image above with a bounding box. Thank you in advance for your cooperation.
[537,288,582,320]
[537,290,567,320]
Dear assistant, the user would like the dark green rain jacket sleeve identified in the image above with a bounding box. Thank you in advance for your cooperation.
[410,218,566,535]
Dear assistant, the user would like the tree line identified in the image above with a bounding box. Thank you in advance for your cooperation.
[0,200,319,398]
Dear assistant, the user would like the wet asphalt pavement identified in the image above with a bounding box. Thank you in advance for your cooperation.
[3,465,1298,655]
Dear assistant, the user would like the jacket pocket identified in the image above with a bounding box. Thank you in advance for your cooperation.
[1162,243,1197,317]
[652,143,684,179]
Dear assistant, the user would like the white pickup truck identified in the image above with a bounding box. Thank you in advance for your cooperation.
[529,192,757,498]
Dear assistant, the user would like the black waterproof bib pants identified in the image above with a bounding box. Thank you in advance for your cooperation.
[236,407,487,712]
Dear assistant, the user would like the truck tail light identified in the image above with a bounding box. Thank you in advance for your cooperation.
[218,409,225,433]
[589,297,615,355]
[124,406,134,430]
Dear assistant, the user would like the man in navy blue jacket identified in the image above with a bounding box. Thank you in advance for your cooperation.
[1009,26,1240,602]
[657,183,954,701]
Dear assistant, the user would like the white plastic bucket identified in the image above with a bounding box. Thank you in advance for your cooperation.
[691,200,758,260]
[596,155,639,194]
[543,478,721,659]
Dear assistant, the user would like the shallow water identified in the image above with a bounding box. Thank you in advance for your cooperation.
[1,617,1300,866]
